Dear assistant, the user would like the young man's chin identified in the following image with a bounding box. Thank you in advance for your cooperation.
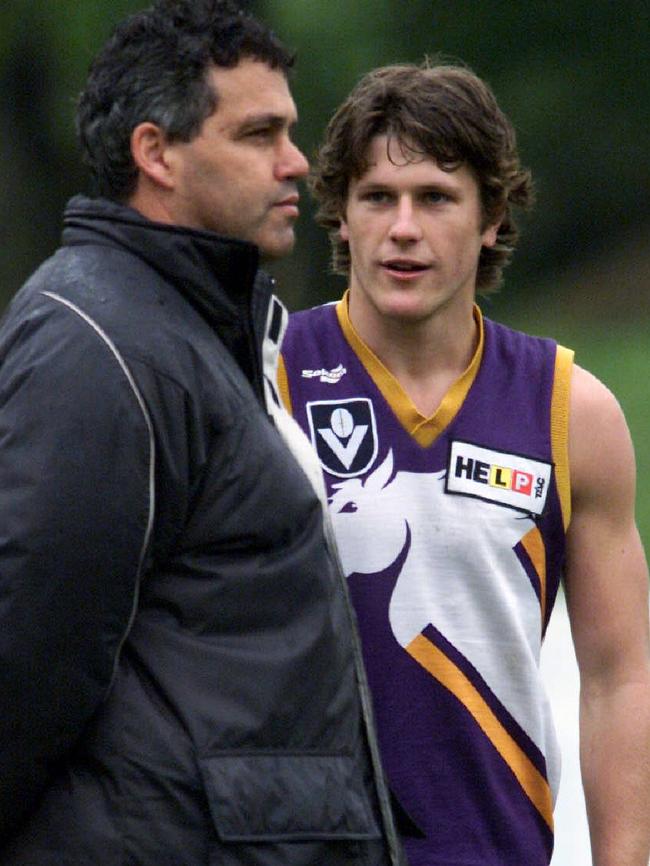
[375,291,440,322]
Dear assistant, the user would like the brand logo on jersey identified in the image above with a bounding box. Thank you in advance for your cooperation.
[446,440,552,515]
[301,363,347,384]
[307,398,378,478]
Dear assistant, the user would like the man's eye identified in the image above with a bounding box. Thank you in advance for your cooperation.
[360,191,391,204]
[423,191,449,204]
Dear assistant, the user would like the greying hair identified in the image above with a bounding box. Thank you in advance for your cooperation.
[77,0,294,201]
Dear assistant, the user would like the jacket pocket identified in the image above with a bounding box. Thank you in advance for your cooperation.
[199,752,382,865]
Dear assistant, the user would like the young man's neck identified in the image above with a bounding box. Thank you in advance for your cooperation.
[347,291,479,418]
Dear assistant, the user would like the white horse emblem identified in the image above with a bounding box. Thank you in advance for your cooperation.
[329,448,561,801]
[328,449,539,679]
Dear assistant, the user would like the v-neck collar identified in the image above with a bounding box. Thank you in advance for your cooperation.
[336,292,484,447]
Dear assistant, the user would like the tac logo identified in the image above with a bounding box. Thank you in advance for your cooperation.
[306,398,378,478]
[446,440,552,515]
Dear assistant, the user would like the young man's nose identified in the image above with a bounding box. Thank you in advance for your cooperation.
[388,197,423,242]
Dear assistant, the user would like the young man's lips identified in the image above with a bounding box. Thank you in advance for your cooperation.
[381,259,431,278]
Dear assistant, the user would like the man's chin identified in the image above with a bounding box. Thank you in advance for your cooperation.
[257,230,296,262]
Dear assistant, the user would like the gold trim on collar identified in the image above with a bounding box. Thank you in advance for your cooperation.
[336,292,484,447]
[277,354,292,413]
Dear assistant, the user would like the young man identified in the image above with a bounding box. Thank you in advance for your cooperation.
[0,3,404,863]
[279,62,650,866]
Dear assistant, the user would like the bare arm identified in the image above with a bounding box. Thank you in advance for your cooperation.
[564,364,650,866]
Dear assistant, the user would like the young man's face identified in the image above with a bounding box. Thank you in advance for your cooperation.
[165,59,309,259]
[341,135,498,329]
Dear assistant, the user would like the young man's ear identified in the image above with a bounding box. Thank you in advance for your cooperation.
[130,122,176,190]
[339,205,350,243]
[481,220,500,249]
[481,205,505,248]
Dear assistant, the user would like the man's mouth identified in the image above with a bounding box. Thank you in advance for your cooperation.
[381,259,430,275]
[273,194,300,218]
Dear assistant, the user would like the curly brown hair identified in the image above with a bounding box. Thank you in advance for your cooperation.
[310,60,534,293]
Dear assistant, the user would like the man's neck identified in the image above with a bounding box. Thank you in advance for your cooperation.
[347,293,479,418]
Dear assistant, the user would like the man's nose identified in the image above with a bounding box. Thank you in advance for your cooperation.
[277,137,309,180]
[388,197,423,243]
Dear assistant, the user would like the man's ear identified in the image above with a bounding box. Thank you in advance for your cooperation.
[130,122,176,190]
[339,216,349,242]
[481,220,500,249]
[481,205,505,248]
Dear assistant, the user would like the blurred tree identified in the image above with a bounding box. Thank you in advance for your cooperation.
[1,0,648,315]
[260,0,650,313]
[0,0,146,303]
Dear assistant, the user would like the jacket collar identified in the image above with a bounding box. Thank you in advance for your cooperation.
[62,195,263,330]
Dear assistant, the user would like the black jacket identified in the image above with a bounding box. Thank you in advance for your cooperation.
[0,197,402,865]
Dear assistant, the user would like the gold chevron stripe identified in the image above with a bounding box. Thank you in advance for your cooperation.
[520,526,547,625]
[406,632,554,830]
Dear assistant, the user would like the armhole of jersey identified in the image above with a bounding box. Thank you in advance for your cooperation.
[550,344,574,531]
[277,353,293,414]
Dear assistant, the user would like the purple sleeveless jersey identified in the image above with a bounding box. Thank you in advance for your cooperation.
[280,300,573,866]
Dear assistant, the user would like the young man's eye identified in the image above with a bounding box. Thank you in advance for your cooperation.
[423,190,451,204]
[360,190,391,204]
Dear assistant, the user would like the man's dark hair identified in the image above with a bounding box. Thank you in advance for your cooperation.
[76,0,294,201]
[311,60,534,293]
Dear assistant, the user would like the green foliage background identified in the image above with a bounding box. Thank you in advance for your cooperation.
[0,0,648,544]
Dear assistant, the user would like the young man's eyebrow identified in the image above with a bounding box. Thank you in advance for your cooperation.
[355,178,459,193]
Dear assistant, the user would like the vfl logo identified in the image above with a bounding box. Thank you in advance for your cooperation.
[446,440,552,515]
[306,398,378,478]
[301,363,347,384]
